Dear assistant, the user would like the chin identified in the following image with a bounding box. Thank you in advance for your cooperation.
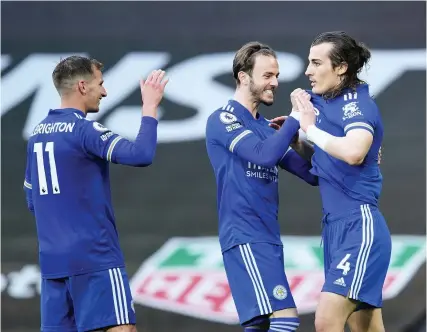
[87,108,100,114]
[261,97,274,106]
[311,86,324,95]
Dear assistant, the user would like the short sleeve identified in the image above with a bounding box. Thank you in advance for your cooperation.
[341,99,377,135]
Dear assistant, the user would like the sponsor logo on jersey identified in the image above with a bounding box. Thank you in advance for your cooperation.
[246,162,278,182]
[225,123,242,132]
[100,131,115,141]
[342,102,363,120]
[93,121,110,132]
[129,236,425,324]
[219,112,237,124]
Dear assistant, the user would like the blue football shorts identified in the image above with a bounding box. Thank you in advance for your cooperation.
[223,242,296,326]
[322,204,392,308]
[41,267,136,332]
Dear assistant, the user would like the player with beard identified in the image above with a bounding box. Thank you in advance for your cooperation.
[205,42,318,332]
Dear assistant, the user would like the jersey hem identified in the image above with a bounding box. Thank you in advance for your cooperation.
[40,262,125,279]
[221,240,283,253]
[79,318,136,332]
[41,326,77,332]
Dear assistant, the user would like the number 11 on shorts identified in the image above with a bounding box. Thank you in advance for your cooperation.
[337,254,351,275]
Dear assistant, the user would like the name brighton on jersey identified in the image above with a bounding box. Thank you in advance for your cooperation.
[246,162,278,182]
[31,122,75,136]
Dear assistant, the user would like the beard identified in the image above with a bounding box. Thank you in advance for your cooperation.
[249,79,274,106]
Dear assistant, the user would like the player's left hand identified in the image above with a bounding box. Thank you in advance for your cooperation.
[295,94,316,132]
[268,115,287,130]
[291,88,311,111]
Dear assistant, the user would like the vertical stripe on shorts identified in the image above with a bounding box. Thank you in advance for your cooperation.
[239,244,273,315]
[108,268,129,325]
[349,204,374,299]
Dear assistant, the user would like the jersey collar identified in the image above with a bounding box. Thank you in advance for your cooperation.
[341,83,369,96]
[48,108,87,118]
[307,83,370,101]
[228,99,263,122]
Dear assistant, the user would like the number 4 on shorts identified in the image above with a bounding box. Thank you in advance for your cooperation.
[336,253,351,275]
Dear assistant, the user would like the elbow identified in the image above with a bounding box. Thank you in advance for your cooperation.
[134,150,156,167]
[345,151,365,166]
[135,156,154,167]
[310,179,319,187]
[27,202,34,213]
[251,155,278,168]
[308,176,319,186]
[136,161,153,167]
[25,193,34,213]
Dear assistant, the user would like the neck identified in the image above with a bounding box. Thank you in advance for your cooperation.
[233,89,259,118]
[60,96,87,114]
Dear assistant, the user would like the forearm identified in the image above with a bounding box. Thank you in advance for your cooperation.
[236,116,300,167]
[280,150,318,186]
[306,125,364,165]
[111,116,158,166]
[24,189,35,214]
[291,135,314,162]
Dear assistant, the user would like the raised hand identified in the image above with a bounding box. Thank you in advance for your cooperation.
[294,92,316,132]
[140,69,169,110]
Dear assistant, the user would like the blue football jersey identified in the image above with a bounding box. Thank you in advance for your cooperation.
[206,100,317,252]
[309,84,383,214]
[23,108,158,278]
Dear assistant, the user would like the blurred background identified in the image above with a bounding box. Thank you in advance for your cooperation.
[1,1,426,332]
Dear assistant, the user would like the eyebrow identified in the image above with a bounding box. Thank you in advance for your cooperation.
[264,71,280,76]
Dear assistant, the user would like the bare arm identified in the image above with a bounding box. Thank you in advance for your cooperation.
[290,130,315,162]
[306,127,373,165]
[295,93,374,166]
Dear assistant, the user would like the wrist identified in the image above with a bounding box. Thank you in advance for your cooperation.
[142,104,158,117]
[306,125,331,150]
[289,109,300,121]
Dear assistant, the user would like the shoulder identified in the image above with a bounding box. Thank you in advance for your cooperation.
[208,107,240,124]
[74,115,110,134]
[337,91,378,121]
[206,107,242,131]
[206,107,244,142]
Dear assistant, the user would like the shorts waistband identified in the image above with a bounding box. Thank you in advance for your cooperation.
[322,204,377,224]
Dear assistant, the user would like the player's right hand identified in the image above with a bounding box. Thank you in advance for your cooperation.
[268,115,287,130]
[290,88,311,111]
[140,69,169,109]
